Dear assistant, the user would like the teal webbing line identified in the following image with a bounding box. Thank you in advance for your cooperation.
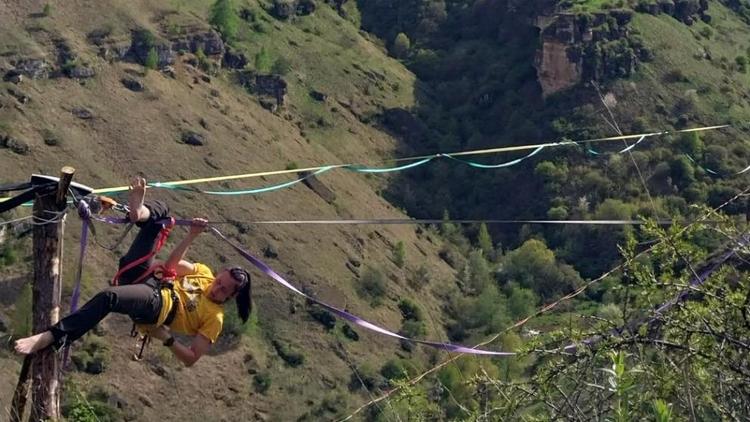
[442,146,546,169]
[152,166,335,195]
[345,157,434,173]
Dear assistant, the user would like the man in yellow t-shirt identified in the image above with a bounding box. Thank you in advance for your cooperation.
[15,177,252,367]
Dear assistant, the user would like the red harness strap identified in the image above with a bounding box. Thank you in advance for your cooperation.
[111,217,176,286]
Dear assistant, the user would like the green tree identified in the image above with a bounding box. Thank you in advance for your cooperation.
[391,32,411,59]
[392,241,406,268]
[255,47,273,73]
[209,0,240,41]
[500,239,582,300]
[477,223,494,258]
[144,47,158,70]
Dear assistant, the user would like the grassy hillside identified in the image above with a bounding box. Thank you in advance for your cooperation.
[0,1,462,420]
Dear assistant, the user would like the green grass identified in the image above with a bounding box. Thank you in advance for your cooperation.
[632,4,750,131]
[165,0,415,152]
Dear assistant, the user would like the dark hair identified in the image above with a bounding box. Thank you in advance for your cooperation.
[230,267,252,323]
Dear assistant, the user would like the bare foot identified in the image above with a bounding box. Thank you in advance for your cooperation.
[128,177,150,223]
[14,331,54,355]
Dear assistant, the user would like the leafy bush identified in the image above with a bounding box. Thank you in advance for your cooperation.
[253,372,271,393]
[349,363,382,391]
[357,266,386,304]
[398,298,423,321]
[407,264,430,290]
[380,359,410,381]
[272,340,304,367]
[399,319,426,351]
[392,241,406,268]
[341,323,359,341]
[144,47,158,70]
[210,0,240,41]
[391,32,411,58]
[308,306,336,330]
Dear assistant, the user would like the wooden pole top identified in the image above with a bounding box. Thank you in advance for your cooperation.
[55,166,76,208]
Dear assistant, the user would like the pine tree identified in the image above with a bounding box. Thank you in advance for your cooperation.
[144,47,158,70]
[392,32,411,59]
[477,223,494,258]
[210,0,240,41]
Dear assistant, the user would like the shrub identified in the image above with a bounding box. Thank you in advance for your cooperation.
[380,359,410,381]
[357,266,386,304]
[341,323,359,341]
[392,241,406,268]
[144,47,158,70]
[349,363,382,391]
[271,57,292,75]
[391,32,410,58]
[272,340,304,367]
[253,372,271,393]
[210,0,240,41]
[398,298,423,321]
[308,306,336,330]
[407,265,430,290]
[399,320,426,352]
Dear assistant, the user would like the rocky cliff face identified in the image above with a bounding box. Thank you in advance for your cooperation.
[534,2,709,97]
[535,13,582,97]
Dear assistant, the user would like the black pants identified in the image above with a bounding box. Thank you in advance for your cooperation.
[50,200,170,348]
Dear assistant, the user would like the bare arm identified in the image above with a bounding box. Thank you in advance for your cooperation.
[168,334,211,367]
[163,218,207,274]
[149,327,210,367]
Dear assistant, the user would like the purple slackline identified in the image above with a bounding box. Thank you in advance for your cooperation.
[209,227,515,356]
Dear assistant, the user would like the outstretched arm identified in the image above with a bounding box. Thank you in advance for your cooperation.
[149,327,210,367]
[163,218,208,275]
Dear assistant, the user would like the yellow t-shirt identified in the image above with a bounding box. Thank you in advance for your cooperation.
[147,263,224,343]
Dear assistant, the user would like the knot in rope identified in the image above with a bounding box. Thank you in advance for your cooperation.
[77,200,92,220]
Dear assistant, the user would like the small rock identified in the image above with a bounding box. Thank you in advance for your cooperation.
[67,66,96,79]
[43,136,59,146]
[86,359,105,374]
[200,75,211,83]
[138,395,154,408]
[210,88,220,97]
[72,107,94,119]
[309,90,327,102]
[161,66,176,78]
[259,98,277,112]
[7,88,30,104]
[223,48,248,69]
[121,77,144,92]
[3,70,22,83]
[12,58,50,79]
[263,242,279,259]
[181,131,205,146]
[2,137,30,155]
[199,118,209,129]
[149,362,169,378]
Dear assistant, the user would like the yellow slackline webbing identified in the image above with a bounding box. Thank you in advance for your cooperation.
[90,124,731,194]
[0,123,733,199]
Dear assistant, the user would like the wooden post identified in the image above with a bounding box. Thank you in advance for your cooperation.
[30,166,74,422]
[9,356,32,422]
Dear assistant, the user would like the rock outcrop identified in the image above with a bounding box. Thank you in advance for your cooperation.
[239,72,288,108]
[535,9,653,96]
